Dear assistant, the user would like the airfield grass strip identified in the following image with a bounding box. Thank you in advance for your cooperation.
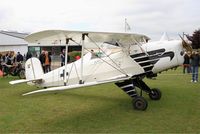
[0,67,200,133]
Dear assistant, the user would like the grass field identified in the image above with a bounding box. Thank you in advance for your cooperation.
[0,67,200,133]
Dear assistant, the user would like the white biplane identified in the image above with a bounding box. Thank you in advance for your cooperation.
[10,30,192,110]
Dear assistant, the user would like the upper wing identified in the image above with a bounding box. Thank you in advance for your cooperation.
[25,30,150,48]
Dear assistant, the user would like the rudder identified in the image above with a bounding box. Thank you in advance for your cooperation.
[25,57,44,80]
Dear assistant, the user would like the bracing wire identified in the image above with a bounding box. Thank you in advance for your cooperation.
[69,38,128,77]
[131,38,149,56]
[86,35,128,76]
[73,62,81,81]
[65,62,81,84]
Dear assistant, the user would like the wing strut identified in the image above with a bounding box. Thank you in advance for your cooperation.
[79,33,88,84]
[64,38,70,86]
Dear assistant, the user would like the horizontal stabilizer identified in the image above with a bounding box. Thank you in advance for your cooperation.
[23,76,131,96]
[9,78,42,85]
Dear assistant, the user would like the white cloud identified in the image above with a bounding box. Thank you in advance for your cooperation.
[0,0,199,40]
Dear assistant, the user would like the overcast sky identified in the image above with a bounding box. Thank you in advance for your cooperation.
[0,0,199,40]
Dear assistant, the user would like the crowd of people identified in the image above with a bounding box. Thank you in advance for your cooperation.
[0,51,25,77]
[183,50,200,83]
[0,52,24,66]
[0,50,52,76]
[0,49,76,76]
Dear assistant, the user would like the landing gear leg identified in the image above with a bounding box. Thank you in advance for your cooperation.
[132,78,162,100]
[115,79,148,111]
[115,78,162,110]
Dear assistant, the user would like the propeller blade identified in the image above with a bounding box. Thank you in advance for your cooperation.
[178,34,192,52]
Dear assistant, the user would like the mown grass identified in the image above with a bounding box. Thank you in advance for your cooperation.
[0,67,200,133]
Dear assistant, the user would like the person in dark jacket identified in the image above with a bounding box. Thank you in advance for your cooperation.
[60,49,70,66]
[16,52,24,62]
[6,52,15,65]
[26,52,32,60]
[39,50,46,72]
[60,50,65,66]
[183,52,191,74]
[190,51,200,82]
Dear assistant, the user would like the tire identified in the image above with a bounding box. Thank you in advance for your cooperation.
[149,88,162,100]
[18,69,26,79]
[132,96,148,111]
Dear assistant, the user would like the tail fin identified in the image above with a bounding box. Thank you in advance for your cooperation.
[25,57,44,80]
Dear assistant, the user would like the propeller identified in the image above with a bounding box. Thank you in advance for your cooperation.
[179,34,193,52]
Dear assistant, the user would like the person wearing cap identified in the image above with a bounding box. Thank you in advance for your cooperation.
[190,51,200,82]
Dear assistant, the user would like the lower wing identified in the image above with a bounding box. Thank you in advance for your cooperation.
[22,76,131,96]
[9,79,42,85]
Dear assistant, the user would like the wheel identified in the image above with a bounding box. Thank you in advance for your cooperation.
[149,88,162,100]
[132,96,148,111]
[18,69,26,79]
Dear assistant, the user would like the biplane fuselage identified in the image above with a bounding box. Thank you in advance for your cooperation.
[25,39,184,88]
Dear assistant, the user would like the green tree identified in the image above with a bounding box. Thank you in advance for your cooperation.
[186,29,200,49]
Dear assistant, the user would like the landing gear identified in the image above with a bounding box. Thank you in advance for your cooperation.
[115,78,162,111]
[133,96,148,110]
[149,88,162,100]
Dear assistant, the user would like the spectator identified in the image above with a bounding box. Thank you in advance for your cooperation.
[60,49,66,66]
[16,52,24,62]
[26,52,32,60]
[39,50,46,72]
[44,51,51,73]
[2,54,6,62]
[6,52,15,65]
[0,54,2,63]
[183,52,191,74]
[0,54,2,71]
[0,68,3,77]
[190,51,200,83]
[60,49,70,66]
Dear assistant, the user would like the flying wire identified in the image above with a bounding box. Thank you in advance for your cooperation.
[69,38,128,77]
[86,35,128,76]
